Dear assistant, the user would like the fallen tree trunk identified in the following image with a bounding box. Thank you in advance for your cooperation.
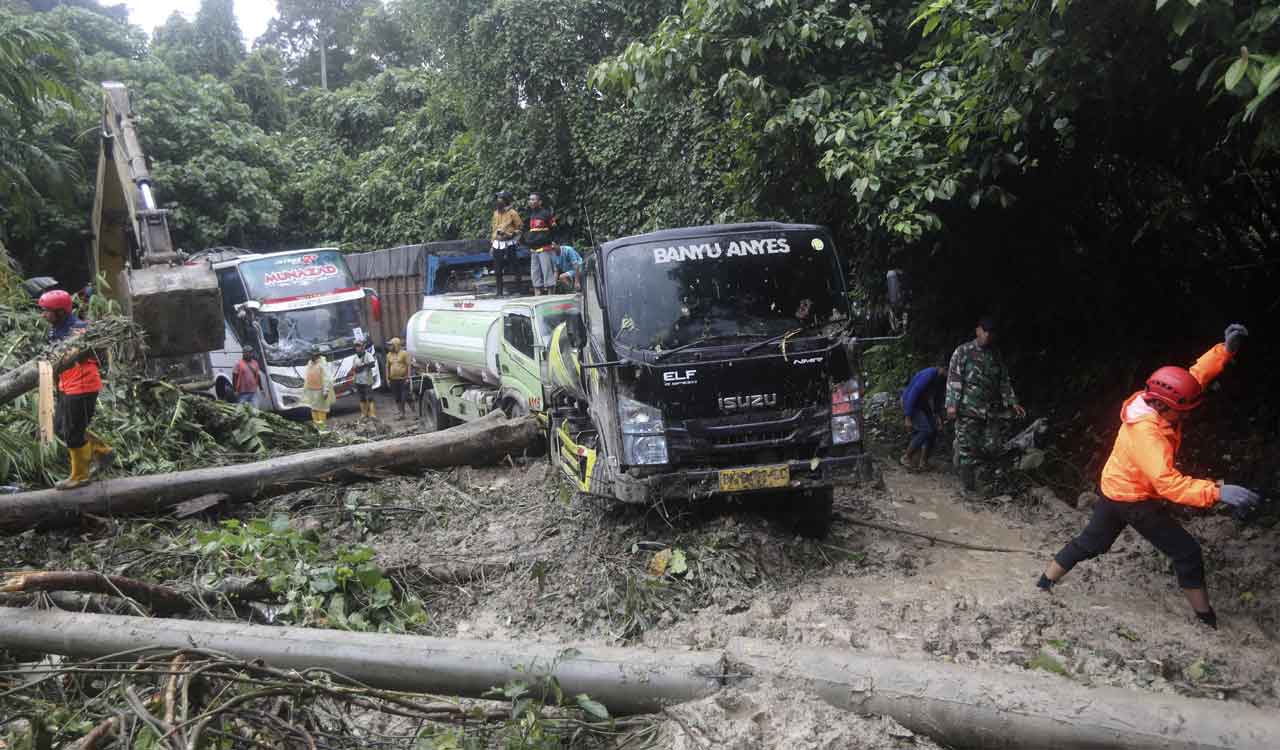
[0,317,139,407]
[2,610,1277,749]
[0,414,539,532]
[0,571,274,614]
[727,637,1280,750]
[0,608,724,715]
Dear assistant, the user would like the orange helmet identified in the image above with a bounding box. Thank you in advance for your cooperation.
[1145,366,1203,411]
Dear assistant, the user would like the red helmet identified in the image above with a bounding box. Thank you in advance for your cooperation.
[37,289,73,313]
[1144,366,1203,411]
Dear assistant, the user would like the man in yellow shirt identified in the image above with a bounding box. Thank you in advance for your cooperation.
[490,191,522,297]
[385,337,413,419]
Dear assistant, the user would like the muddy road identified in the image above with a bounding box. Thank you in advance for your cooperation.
[4,401,1277,748]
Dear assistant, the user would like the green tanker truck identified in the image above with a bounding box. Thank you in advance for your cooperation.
[405,294,581,428]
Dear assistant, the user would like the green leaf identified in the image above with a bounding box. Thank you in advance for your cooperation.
[1171,6,1195,36]
[1256,61,1280,97]
[740,45,751,66]
[1224,57,1248,90]
[1171,57,1193,73]
[575,694,611,720]
[669,548,688,576]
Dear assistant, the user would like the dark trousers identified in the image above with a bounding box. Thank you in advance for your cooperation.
[908,408,937,453]
[355,383,372,403]
[55,392,98,449]
[390,379,408,408]
[1053,497,1205,589]
[492,247,514,296]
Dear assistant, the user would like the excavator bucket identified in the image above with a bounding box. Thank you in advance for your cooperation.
[119,264,224,358]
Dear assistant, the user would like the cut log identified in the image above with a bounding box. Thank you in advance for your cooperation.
[0,317,138,406]
[0,609,724,715]
[0,571,189,614]
[0,415,540,533]
[727,637,1280,750]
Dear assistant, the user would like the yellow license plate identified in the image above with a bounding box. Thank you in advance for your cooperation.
[718,464,790,492]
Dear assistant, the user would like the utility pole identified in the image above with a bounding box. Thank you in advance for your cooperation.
[318,22,328,90]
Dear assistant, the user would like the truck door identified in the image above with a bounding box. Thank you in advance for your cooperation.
[501,313,540,410]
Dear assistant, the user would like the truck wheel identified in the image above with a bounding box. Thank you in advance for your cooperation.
[420,391,451,432]
[793,487,834,539]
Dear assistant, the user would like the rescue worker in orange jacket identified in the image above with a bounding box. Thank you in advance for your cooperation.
[40,289,115,490]
[1036,324,1260,628]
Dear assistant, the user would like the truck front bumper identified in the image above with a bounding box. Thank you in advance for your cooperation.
[613,450,874,505]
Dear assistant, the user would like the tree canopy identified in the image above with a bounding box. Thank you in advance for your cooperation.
[0,0,1275,399]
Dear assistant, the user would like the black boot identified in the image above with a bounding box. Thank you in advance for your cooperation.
[959,465,976,492]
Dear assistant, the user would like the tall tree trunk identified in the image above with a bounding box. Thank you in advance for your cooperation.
[319,23,328,90]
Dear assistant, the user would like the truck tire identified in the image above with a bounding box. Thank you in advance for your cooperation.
[215,378,235,403]
[419,390,455,432]
[793,487,834,539]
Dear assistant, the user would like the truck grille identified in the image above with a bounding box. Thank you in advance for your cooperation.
[666,407,832,465]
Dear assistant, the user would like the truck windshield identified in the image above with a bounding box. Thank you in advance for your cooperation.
[604,231,848,352]
[239,250,354,301]
[260,299,366,364]
[535,301,582,343]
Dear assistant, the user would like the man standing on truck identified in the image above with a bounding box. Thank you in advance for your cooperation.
[1036,325,1258,629]
[945,316,1026,492]
[552,243,583,291]
[490,191,522,297]
[386,337,412,419]
[523,192,558,296]
[40,290,115,489]
[232,345,263,406]
[901,365,946,471]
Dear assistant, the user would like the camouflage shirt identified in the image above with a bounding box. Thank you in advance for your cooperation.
[945,339,1018,418]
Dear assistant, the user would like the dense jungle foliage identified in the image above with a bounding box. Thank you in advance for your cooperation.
[1,0,1279,449]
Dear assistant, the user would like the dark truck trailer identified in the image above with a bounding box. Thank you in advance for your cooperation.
[347,240,532,349]
[546,222,899,537]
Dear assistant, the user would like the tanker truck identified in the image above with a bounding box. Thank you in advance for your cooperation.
[543,222,906,537]
[405,295,581,429]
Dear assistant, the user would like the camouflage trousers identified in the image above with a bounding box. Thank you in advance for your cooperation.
[953,415,1007,467]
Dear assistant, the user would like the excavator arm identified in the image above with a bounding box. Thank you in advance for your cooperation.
[92,82,224,358]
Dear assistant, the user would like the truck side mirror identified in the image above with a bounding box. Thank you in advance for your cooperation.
[886,269,908,312]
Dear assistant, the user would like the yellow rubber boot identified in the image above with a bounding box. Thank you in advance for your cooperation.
[86,431,116,475]
[311,410,323,426]
[360,401,370,418]
[55,444,92,490]
[368,402,377,419]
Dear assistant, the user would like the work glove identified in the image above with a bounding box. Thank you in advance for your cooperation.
[1224,323,1248,354]
[1219,484,1261,511]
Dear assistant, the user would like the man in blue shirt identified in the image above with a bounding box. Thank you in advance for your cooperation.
[901,365,946,470]
[551,244,583,292]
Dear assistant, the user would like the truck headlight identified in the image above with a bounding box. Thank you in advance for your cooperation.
[271,373,304,389]
[831,377,861,445]
[619,396,667,465]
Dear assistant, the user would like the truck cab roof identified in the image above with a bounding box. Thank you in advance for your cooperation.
[599,222,827,253]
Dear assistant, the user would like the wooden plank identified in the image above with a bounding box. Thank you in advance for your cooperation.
[37,361,54,444]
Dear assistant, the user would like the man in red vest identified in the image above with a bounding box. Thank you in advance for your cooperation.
[40,289,114,489]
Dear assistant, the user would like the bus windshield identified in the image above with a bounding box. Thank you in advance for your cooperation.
[239,250,354,301]
[260,299,366,365]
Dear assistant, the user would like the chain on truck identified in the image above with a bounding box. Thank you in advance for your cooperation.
[407,222,907,537]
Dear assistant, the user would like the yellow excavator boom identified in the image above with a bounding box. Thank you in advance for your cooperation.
[92,82,224,358]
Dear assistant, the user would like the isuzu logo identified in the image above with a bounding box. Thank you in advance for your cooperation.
[719,393,778,412]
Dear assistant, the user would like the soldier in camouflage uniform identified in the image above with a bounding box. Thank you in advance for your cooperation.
[945,316,1026,491]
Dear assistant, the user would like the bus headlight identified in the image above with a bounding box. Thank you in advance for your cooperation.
[271,373,304,389]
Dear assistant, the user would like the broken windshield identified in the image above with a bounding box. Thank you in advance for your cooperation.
[260,299,366,365]
[604,231,848,353]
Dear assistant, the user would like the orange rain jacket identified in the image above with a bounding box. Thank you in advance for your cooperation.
[1099,343,1233,509]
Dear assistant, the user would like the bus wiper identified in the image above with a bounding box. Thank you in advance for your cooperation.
[653,333,761,363]
[742,319,831,355]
